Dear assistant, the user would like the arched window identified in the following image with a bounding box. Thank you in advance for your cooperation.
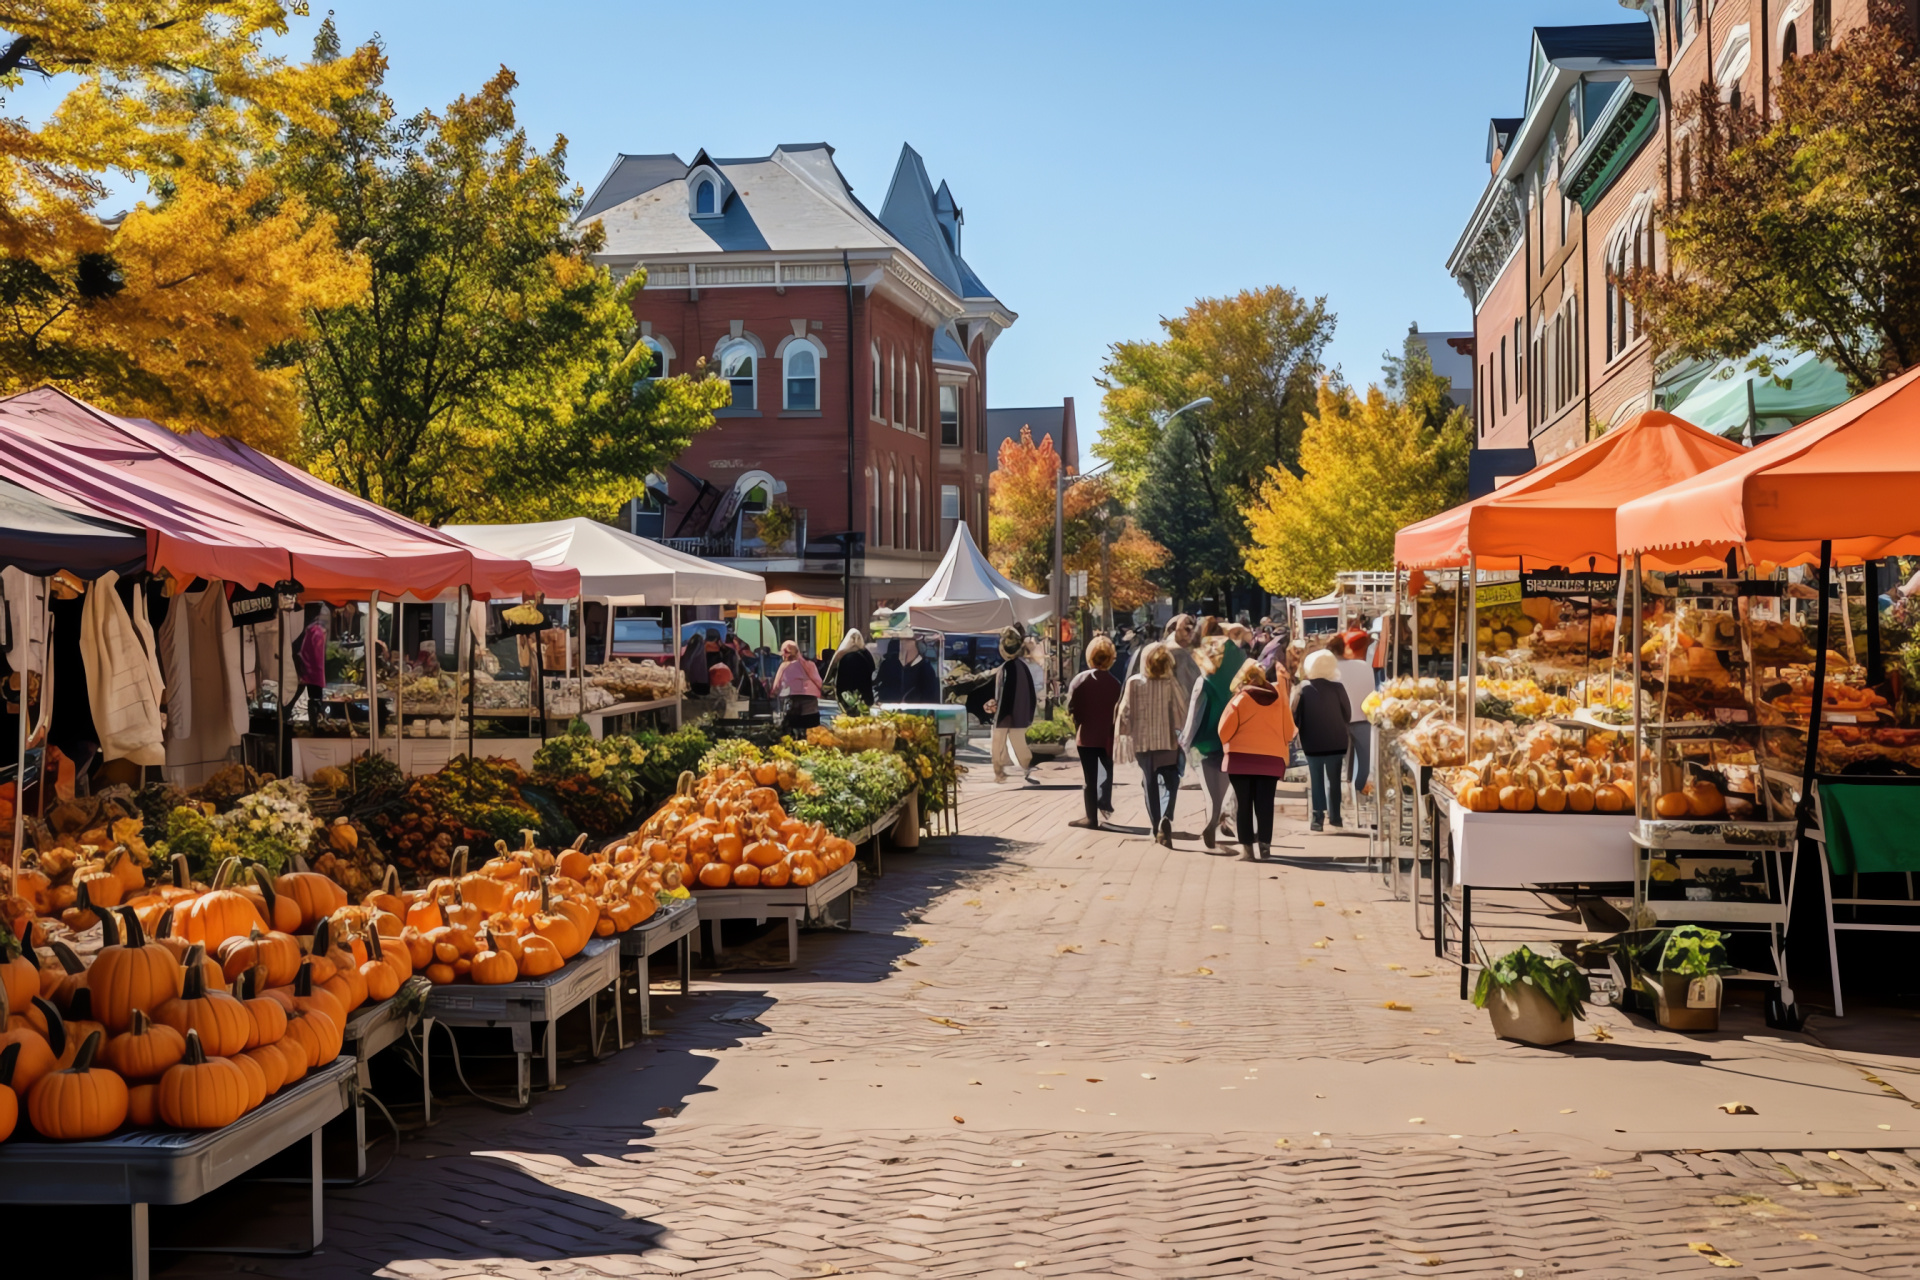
[870,343,882,419]
[869,466,881,546]
[640,337,667,381]
[1512,318,1523,401]
[783,344,818,411]
[893,352,905,425]
[1813,0,1831,51]
[695,181,715,215]
[1499,335,1508,416]
[1783,22,1798,61]
[719,339,756,410]
[911,364,921,433]
[1728,83,1743,115]
[1679,137,1693,200]
[912,474,922,550]
[888,465,898,548]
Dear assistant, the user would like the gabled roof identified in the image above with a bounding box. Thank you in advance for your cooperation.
[880,144,1002,306]
[1535,23,1657,63]
[932,325,974,372]
[580,143,909,258]
[1486,117,1522,164]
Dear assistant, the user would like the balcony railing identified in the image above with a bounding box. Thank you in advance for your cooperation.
[654,510,835,560]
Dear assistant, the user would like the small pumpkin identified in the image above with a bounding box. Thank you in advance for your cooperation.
[90,906,181,1032]
[1684,782,1726,817]
[156,1028,249,1129]
[153,945,252,1058]
[470,931,518,985]
[274,869,348,933]
[181,859,265,950]
[248,867,303,934]
[517,933,565,978]
[1654,790,1691,819]
[230,1045,268,1113]
[217,924,302,989]
[365,866,406,919]
[1565,782,1597,813]
[27,1029,127,1140]
[1594,783,1630,814]
[127,1080,159,1127]
[241,1043,289,1096]
[359,929,402,1002]
[0,1042,18,1140]
[0,920,39,1015]
[1536,784,1567,814]
[55,989,109,1068]
[281,1002,343,1069]
[0,986,62,1096]
[233,969,287,1050]
[103,1009,186,1081]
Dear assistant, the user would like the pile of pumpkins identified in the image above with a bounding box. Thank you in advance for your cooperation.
[1450,752,1637,815]
[0,889,391,1141]
[376,831,673,986]
[614,768,858,891]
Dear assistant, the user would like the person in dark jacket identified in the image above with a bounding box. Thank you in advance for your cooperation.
[1065,634,1122,827]
[679,628,711,696]
[985,626,1037,783]
[825,629,876,711]
[875,643,905,703]
[1291,648,1352,831]
[898,637,940,704]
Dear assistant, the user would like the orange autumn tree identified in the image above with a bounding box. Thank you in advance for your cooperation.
[988,426,1164,612]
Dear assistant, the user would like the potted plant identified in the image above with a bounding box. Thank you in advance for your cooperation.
[1629,924,1732,1032]
[1471,946,1591,1046]
[751,503,797,556]
[1024,710,1073,759]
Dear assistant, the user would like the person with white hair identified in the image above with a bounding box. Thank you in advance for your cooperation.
[824,628,875,712]
[770,639,824,732]
[1290,648,1353,832]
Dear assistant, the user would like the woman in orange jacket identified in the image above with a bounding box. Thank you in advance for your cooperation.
[1216,661,1296,860]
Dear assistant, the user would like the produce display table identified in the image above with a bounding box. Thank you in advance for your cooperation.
[695,860,860,965]
[619,896,697,1038]
[583,694,682,735]
[340,978,428,1177]
[1433,787,1637,998]
[0,1056,354,1280]
[420,936,622,1111]
[848,792,914,877]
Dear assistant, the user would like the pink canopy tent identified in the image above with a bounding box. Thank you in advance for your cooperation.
[0,388,577,599]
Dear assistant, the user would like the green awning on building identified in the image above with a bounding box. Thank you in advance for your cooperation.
[1667,347,1851,441]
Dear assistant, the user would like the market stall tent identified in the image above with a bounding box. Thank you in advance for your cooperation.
[0,478,144,577]
[1395,410,1747,572]
[735,589,844,653]
[1616,360,1920,569]
[0,389,576,599]
[1668,346,1850,442]
[440,518,764,605]
[892,523,1050,634]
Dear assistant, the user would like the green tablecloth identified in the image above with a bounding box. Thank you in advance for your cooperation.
[1819,780,1920,874]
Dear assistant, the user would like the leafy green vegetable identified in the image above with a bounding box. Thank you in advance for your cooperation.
[1471,946,1591,1021]
[1633,924,1733,979]
[1025,709,1074,745]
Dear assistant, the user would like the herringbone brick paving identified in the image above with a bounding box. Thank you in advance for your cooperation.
[153,755,1920,1277]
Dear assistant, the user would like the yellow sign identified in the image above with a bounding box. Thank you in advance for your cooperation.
[1476,581,1522,608]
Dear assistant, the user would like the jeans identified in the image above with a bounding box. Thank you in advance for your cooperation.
[990,726,1033,778]
[1307,752,1345,825]
[1140,759,1181,831]
[1199,752,1232,831]
[1345,720,1371,791]
[1077,746,1112,822]
[1230,773,1279,847]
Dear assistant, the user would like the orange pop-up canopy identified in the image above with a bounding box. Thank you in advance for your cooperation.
[1395,411,1746,572]
[1617,361,1920,569]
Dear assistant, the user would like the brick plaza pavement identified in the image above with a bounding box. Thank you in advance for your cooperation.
[159,752,1920,1278]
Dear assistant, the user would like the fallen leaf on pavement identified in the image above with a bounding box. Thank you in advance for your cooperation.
[1211,924,1227,931]
[1591,1024,1613,1041]
[1408,970,1433,978]
[1717,1102,1758,1115]
[1312,939,1329,949]
[1687,1242,1741,1267]
[964,899,982,908]
[1589,1168,1612,1179]
[1382,1001,1414,1012]
[1274,1137,1290,1148]
[1140,1072,1157,1079]
[1448,1052,1475,1064]
[1798,1232,1819,1241]
[1056,944,1083,955]
[1560,1108,1576,1114]
[1817,1182,1859,1197]
[1086,1077,1103,1083]
[927,1017,968,1029]
[1408,1117,1426,1124]
[1313,899,1326,907]
[1195,967,1214,975]
[1386,963,1406,971]
[952,1116,965,1124]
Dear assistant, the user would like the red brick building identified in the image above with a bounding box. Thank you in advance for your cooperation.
[578,143,1015,621]
[1448,2,1879,465]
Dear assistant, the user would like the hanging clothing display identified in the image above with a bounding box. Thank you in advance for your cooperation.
[160,585,245,784]
[2,566,45,676]
[80,570,165,767]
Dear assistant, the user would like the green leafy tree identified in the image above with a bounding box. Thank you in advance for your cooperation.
[1095,284,1334,521]
[1626,4,1920,393]
[1134,416,1238,610]
[284,30,727,524]
[1242,338,1471,600]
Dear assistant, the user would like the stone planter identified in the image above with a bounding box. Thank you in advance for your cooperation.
[1026,741,1067,760]
[891,789,921,849]
[1650,972,1722,1032]
[1484,980,1576,1046]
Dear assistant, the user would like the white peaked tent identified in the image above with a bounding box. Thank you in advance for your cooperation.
[442,518,765,605]
[896,522,1052,633]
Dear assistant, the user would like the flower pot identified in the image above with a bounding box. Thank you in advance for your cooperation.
[1651,972,1722,1032]
[891,789,921,849]
[1027,741,1066,760]
[1484,980,1576,1046]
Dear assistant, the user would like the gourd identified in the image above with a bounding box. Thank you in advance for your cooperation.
[27,1030,127,1140]
[156,1029,248,1130]
[153,945,252,1058]
[181,859,265,950]
[1654,791,1691,819]
[471,931,518,985]
[1565,783,1596,813]
[0,1042,16,1141]
[1684,782,1726,817]
[1498,785,1536,813]
[90,906,180,1032]
[731,862,762,887]
[217,924,302,989]
[104,1010,186,1080]
[1594,783,1629,814]
[1536,784,1567,813]
[0,985,61,1095]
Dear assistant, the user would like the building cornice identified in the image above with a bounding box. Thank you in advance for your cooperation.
[1445,177,1527,311]
[1562,80,1661,211]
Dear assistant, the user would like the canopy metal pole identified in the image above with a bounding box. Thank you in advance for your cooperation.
[672,603,683,727]
[577,595,587,733]
[1631,556,1645,821]
[458,587,473,760]
[10,577,42,893]
[1464,557,1477,758]
[275,595,287,778]
[368,592,381,761]
[1796,540,1835,835]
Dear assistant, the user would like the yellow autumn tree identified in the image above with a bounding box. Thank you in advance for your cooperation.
[988,426,1165,611]
[1242,340,1471,600]
[0,3,375,452]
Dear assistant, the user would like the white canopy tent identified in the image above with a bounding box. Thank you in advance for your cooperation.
[443,518,765,605]
[893,522,1051,634]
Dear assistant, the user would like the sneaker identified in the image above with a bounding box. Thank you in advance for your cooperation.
[1309,819,1324,833]
[1201,818,1218,849]
[1156,818,1173,847]
[1068,816,1099,829]
[1259,843,1272,859]
[1024,768,1040,785]
[1237,844,1257,861]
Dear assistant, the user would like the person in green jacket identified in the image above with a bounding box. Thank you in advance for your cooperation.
[1178,634,1247,851]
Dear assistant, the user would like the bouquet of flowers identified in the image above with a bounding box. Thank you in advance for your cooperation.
[214,778,316,874]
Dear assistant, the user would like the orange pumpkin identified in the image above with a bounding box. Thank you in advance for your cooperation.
[281,1002,342,1068]
[0,987,60,1096]
[103,1009,186,1080]
[471,931,518,985]
[232,970,288,1050]
[181,859,265,950]
[27,1029,126,1140]
[126,1080,158,1128]
[365,866,407,919]
[274,870,348,932]
[153,946,252,1059]
[241,1043,289,1096]
[90,906,182,1033]
[217,924,302,989]
[517,934,564,978]
[229,1045,268,1114]
[156,1028,249,1129]
[359,930,403,1002]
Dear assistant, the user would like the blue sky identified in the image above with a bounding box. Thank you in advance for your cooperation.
[97,2,1638,439]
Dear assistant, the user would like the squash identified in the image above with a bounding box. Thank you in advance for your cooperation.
[1654,790,1692,819]
[1536,784,1567,814]
[0,986,60,1096]
[28,1028,126,1139]
[1565,783,1596,813]
[90,906,181,1032]
[153,945,252,1058]
[1684,782,1726,818]
[181,859,265,950]
[157,1028,249,1129]
[103,1009,186,1080]
[1594,783,1630,814]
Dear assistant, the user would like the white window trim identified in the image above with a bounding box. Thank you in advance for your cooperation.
[780,342,821,412]
[1777,0,1809,46]
[715,334,761,410]
[870,342,883,421]
[688,165,725,220]
[640,335,671,379]
[1715,24,1752,91]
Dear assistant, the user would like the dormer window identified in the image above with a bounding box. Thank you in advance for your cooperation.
[688,163,726,220]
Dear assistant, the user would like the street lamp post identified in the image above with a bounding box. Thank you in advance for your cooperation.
[1051,396,1211,708]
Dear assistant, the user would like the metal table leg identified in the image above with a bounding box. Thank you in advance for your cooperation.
[1458,885,1473,1000]
[679,934,691,994]
[131,1203,150,1280]
[638,960,651,1037]
[420,1016,434,1124]
[545,1020,558,1090]
[310,1129,324,1246]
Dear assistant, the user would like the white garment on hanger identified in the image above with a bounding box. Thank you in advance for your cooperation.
[80,570,165,766]
[160,590,192,739]
[2,566,46,675]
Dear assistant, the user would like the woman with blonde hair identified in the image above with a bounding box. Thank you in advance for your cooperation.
[770,639,824,732]
[1116,641,1185,846]
[1217,661,1294,859]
